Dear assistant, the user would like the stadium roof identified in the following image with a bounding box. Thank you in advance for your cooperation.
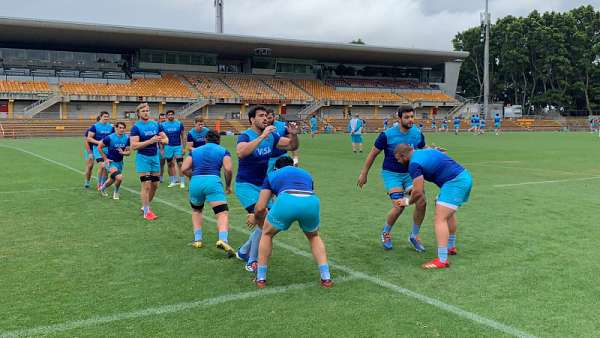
[0,17,468,67]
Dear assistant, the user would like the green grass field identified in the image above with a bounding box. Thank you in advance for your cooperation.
[1,132,599,337]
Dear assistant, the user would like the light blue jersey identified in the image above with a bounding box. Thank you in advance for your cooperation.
[236,129,281,186]
[408,149,472,209]
[374,126,425,173]
[130,120,163,157]
[310,117,317,131]
[161,120,184,146]
[189,143,231,206]
[187,127,210,148]
[102,133,130,163]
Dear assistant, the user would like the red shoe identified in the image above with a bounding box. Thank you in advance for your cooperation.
[255,279,267,289]
[320,279,334,288]
[144,210,158,221]
[448,247,457,255]
[421,258,449,269]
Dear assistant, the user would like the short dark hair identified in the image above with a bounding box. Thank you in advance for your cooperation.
[159,112,166,117]
[194,116,204,124]
[166,110,175,115]
[248,105,268,123]
[274,156,294,169]
[95,115,101,122]
[397,105,415,118]
[116,121,126,128]
[206,130,221,144]
[266,108,274,115]
[99,111,109,117]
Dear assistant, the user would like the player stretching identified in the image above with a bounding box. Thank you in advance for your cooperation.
[130,103,168,220]
[357,105,427,252]
[479,116,486,134]
[310,114,318,138]
[83,115,100,188]
[86,111,115,190]
[98,122,130,199]
[266,109,289,172]
[253,156,332,288]
[186,117,210,152]
[348,113,364,154]
[181,130,235,256]
[494,113,502,135]
[235,106,298,272]
[394,145,472,269]
[161,110,186,188]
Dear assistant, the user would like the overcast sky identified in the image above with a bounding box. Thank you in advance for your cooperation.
[3,0,599,50]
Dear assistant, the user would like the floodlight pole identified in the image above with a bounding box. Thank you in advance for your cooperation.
[483,0,490,118]
[215,0,224,33]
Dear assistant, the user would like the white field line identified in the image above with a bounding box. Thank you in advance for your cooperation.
[0,145,537,338]
[0,187,80,194]
[494,176,600,188]
[0,276,358,338]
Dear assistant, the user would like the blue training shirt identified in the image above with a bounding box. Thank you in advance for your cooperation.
[271,120,289,158]
[310,117,317,128]
[454,117,461,126]
[161,120,184,146]
[89,122,115,144]
[187,127,210,148]
[236,128,281,186]
[408,149,465,187]
[190,143,231,177]
[102,133,130,162]
[262,166,314,195]
[374,125,426,173]
[130,120,163,156]
[494,116,501,123]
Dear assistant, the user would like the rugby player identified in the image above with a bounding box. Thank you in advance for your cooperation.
[130,103,168,220]
[357,105,427,252]
[348,113,364,153]
[86,111,115,190]
[394,145,472,269]
[161,110,186,188]
[97,121,130,199]
[235,105,298,272]
[181,130,235,256]
[253,156,332,288]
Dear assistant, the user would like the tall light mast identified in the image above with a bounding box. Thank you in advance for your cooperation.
[215,0,224,33]
[482,0,490,117]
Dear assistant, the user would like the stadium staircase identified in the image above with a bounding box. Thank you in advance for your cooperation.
[23,93,64,118]
[180,99,211,118]
[298,100,326,119]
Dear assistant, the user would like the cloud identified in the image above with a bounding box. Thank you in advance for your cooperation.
[2,0,599,50]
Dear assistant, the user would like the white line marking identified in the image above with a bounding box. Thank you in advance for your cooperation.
[0,187,80,194]
[494,176,600,188]
[1,145,537,338]
[0,276,357,338]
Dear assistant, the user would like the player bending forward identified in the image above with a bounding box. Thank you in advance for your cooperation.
[394,145,472,269]
[181,130,235,256]
[252,156,332,288]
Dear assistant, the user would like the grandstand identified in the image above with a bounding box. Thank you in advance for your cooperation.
[0,17,466,121]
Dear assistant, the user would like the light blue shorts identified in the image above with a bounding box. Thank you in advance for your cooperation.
[164,145,183,159]
[92,145,102,161]
[189,175,226,206]
[109,161,123,173]
[135,153,160,174]
[380,170,413,192]
[437,170,473,210]
[268,154,287,173]
[235,181,273,210]
[351,134,363,143]
[454,124,460,129]
[311,127,317,133]
[268,192,320,233]
[494,122,500,128]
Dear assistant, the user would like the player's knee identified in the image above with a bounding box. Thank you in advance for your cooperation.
[212,204,228,215]
[110,170,121,180]
[176,157,184,164]
[190,202,204,212]
[140,175,153,182]
[304,230,319,239]
[166,157,174,164]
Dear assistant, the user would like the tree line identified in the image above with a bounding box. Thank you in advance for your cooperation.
[453,5,600,115]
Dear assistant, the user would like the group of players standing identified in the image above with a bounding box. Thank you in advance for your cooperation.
[82,103,473,288]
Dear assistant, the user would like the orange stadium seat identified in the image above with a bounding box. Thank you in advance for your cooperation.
[263,79,312,101]
[0,80,50,93]
[398,91,455,102]
[184,75,237,99]
[220,77,280,101]
[295,79,402,102]
[60,75,193,98]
